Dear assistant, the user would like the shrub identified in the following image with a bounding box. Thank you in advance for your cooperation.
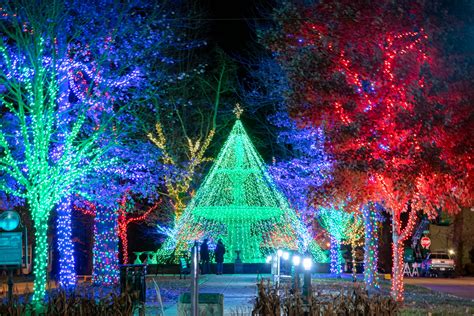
[252,280,399,316]
[0,288,138,316]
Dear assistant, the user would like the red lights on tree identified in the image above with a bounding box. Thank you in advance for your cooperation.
[264,0,473,301]
[74,196,161,265]
[117,192,161,264]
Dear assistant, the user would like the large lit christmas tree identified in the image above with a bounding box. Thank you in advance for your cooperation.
[156,106,326,263]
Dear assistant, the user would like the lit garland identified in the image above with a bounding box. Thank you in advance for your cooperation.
[362,203,380,290]
[318,206,354,277]
[155,118,327,263]
[148,122,214,222]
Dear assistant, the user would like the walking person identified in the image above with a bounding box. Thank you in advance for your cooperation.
[215,239,226,275]
[200,238,210,274]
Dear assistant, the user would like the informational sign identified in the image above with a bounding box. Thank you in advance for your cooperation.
[420,236,431,249]
[0,232,23,266]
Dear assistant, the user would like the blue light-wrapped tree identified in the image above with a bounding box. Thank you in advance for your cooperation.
[245,58,331,238]
[268,112,332,228]
[62,0,204,285]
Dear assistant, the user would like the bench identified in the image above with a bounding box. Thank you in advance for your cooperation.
[179,257,190,279]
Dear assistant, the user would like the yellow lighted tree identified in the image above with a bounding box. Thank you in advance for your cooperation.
[148,122,214,221]
[343,216,365,281]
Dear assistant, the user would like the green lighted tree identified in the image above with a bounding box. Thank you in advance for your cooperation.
[156,111,327,263]
[318,207,355,277]
[0,2,110,302]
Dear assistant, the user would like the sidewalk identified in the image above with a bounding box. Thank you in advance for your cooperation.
[163,274,262,315]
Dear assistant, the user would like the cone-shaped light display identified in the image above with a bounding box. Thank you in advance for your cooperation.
[156,118,326,263]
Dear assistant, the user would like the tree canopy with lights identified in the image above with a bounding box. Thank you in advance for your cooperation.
[0,1,114,301]
[263,0,473,301]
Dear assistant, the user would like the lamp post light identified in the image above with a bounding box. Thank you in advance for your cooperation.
[266,255,273,263]
[275,249,285,286]
[302,258,312,300]
[190,241,199,316]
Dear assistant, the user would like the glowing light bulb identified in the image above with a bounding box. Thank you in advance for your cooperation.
[303,258,312,271]
[292,255,301,266]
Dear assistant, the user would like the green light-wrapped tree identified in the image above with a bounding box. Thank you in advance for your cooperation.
[156,108,326,263]
[0,2,110,302]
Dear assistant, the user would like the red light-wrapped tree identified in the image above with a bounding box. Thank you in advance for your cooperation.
[263,0,473,301]
[117,192,161,264]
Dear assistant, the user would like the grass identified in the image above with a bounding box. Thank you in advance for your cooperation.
[309,275,474,315]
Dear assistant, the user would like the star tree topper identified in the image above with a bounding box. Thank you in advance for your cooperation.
[233,103,243,119]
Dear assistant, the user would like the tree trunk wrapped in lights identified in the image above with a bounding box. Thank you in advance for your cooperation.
[362,203,380,290]
[343,214,364,282]
[56,197,76,288]
[390,205,418,300]
[155,116,327,264]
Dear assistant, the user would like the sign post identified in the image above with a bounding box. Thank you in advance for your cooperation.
[0,210,23,302]
[420,237,431,249]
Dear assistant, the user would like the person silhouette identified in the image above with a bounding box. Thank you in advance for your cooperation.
[214,239,226,275]
[200,238,210,274]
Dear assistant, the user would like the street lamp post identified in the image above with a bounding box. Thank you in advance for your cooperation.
[190,241,199,316]
[276,249,283,286]
[302,258,312,301]
[292,255,301,289]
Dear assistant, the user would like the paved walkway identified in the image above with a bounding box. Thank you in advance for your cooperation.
[164,274,263,315]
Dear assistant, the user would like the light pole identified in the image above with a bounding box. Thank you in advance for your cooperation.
[292,255,301,289]
[191,241,199,316]
[302,257,312,301]
[276,249,283,286]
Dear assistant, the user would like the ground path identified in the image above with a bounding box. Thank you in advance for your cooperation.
[162,274,261,315]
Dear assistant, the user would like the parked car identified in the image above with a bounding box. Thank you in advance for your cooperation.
[421,251,455,277]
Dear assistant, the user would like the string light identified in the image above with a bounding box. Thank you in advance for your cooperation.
[156,117,327,263]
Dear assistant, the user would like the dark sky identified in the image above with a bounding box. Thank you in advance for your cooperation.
[201,0,269,55]
[201,0,474,57]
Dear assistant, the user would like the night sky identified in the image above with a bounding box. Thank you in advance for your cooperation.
[200,0,271,56]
